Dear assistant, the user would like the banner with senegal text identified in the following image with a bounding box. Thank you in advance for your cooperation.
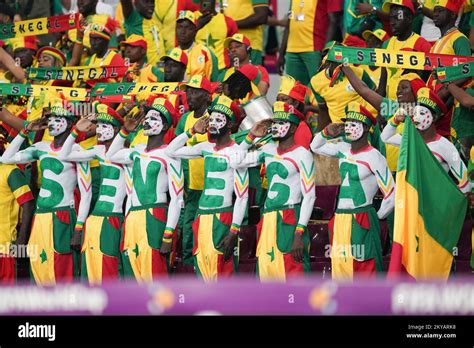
[0,84,89,101]
[327,45,474,71]
[91,82,180,97]
[436,62,474,82]
[0,13,80,40]
[27,65,128,81]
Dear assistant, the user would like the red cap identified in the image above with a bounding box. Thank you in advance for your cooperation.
[180,75,213,94]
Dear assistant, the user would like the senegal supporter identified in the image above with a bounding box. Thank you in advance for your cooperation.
[341,66,426,172]
[428,0,471,138]
[176,10,219,81]
[381,0,431,101]
[361,28,390,87]
[309,42,376,129]
[0,41,26,83]
[0,134,35,284]
[9,36,38,69]
[69,0,118,66]
[127,47,189,83]
[223,0,269,65]
[277,0,332,85]
[81,19,125,88]
[34,46,72,87]
[195,0,238,72]
[223,64,266,104]
[121,0,165,65]
[174,75,212,268]
[121,35,151,82]
[220,33,269,95]
[152,0,200,52]
[277,76,314,149]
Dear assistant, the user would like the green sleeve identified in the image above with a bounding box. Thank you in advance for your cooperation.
[361,70,376,90]
[7,168,29,192]
[175,112,189,136]
[310,84,325,104]
[381,40,389,49]
[124,10,143,36]
[251,0,269,6]
[453,36,472,57]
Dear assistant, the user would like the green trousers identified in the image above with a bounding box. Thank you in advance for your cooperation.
[285,51,322,86]
[182,189,202,265]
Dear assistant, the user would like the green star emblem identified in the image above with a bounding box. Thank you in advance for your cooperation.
[267,247,275,262]
[191,78,199,84]
[40,249,47,263]
[172,51,179,58]
[206,33,218,49]
[133,243,139,257]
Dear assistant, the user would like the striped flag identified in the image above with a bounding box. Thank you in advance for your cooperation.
[388,117,467,280]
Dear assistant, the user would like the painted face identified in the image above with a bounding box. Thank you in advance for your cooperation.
[143,110,164,136]
[208,111,228,139]
[344,120,364,142]
[96,122,115,142]
[271,120,291,140]
[48,116,68,136]
[412,105,433,131]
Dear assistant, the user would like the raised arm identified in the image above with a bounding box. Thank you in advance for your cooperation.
[341,65,383,112]
[372,154,395,219]
[310,124,349,157]
[160,157,184,254]
[297,151,316,229]
[231,167,249,231]
[107,128,134,164]
[1,130,37,164]
[380,116,402,147]
[165,131,204,159]
[75,160,92,231]
[62,126,98,162]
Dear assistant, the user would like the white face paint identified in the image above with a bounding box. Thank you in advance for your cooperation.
[48,116,68,136]
[271,121,291,139]
[143,110,164,136]
[344,120,364,142]
[208,112,227,135]
[412,105,433,131]
[96,122,115,142]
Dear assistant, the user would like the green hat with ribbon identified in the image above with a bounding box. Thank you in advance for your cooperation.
[209,95,240,123]
[272,101,305,125]
[94,101,124,127]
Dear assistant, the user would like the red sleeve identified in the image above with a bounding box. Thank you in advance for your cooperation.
[294,122,312,149]
[224,15,238,37]
[413,37,432,53]
[183,0,200,11]
[110,52,126,66]
[258,65,269,85]
[327,0,343,13]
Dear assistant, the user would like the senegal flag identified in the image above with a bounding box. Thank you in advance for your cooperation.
[388,117,467,280]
